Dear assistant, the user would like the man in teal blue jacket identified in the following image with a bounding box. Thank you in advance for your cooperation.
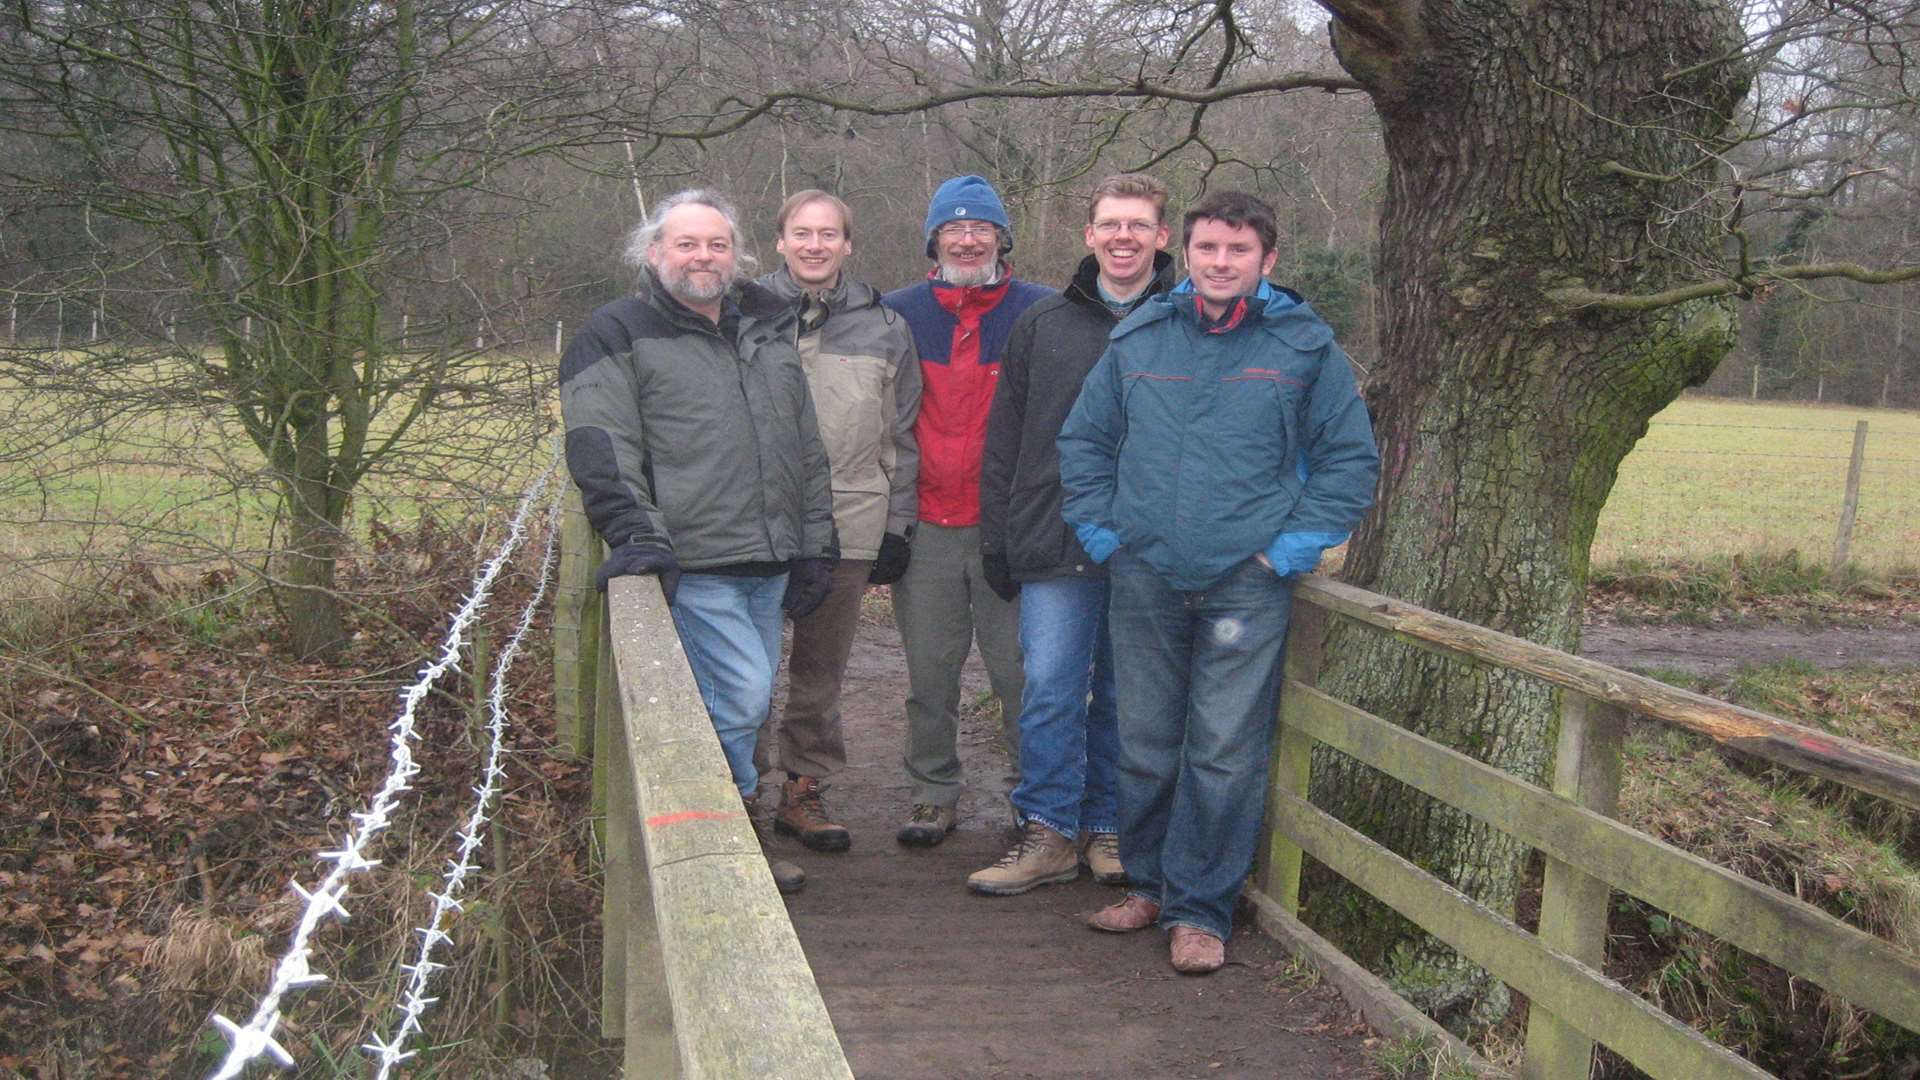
[1057,190,1379,974]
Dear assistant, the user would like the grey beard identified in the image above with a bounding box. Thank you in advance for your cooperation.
[659,264,731,306]
[937,260,998,288]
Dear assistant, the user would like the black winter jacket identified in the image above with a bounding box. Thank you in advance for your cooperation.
[979,251,1175,581]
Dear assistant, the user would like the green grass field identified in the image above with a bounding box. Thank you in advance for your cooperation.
[1592,396,1920,573]
[4,356,1916,605]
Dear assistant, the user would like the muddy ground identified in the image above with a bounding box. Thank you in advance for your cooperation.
[1579,620,1920,675]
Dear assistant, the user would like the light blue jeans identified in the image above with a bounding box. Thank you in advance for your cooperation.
[1107,550,1294,942]
[1008,577,1119,839]
[669,572,788,798]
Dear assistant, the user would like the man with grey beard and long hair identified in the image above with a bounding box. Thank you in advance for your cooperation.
[880,175,1050,848]
[559,188,836,895]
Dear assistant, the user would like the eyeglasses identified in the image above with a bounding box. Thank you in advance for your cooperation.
[1090,219,1159,236]
[938,222,999,240]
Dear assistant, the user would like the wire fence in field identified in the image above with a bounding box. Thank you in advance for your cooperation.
[1595,409,1920,572]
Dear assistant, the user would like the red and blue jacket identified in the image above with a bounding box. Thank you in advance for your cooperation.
[882,269,1051,527]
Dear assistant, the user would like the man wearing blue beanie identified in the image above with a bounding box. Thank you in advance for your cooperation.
[882,175,1050,846]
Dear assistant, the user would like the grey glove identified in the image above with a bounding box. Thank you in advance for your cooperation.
[596,541,680,605]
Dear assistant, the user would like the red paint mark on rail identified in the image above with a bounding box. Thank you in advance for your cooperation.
[645,810,734,828]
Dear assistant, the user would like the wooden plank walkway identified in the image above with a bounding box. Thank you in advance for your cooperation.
[767,614,1387,1080]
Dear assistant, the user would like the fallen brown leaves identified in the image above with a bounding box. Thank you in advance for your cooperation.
[1,518,604,1077]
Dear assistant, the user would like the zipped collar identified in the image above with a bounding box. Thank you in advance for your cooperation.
[930,273,1012,323]
[1064,250,1176,317]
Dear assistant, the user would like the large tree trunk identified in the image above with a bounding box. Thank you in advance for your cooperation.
[1305,0,1750,1022]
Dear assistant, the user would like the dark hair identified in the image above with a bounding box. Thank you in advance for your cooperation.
[1182,190,1278,256]
[776,189,854,243]
[1086,173,1170,223]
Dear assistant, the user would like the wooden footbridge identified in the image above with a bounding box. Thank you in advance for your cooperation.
[551,502,1920,1079]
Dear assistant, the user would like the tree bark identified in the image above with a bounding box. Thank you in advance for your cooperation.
[274,410,349,661]
[1305,0,1749,1022]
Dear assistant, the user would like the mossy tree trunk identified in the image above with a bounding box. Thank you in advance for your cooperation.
[1305,0,1750,1020]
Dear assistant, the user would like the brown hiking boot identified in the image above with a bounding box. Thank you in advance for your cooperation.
[967,821,1080,896]
[742,796,805,895]
[1088,894,1161,933]
[895,803,957,847]
[775,776,852,852]
[1081,831,1128,885]
[1169,926,1225,974]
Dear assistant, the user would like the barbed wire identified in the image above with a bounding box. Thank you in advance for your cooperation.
[365,483,565,1076]
[205,446,562,1080]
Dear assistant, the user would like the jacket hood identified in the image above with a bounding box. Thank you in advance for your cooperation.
[759,265,884,314]
[1064,250,1176,311]
[1119,277,1333,352]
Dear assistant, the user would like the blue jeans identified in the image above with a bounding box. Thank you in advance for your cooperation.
[1107,550,1294,941]
[669,572,788,798]
[1009,577,1119,839]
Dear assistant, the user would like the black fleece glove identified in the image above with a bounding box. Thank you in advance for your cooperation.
[596,541,681,605]
[783,557,835,619]
[980,552,1019,602]
[867,532,912,585]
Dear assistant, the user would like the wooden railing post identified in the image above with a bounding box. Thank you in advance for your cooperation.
[1264,598,1325,915]
[1522,693,1627,1080]
[553,488,602,759]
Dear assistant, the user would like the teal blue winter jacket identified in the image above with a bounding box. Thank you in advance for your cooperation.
[1057,280,1380,591]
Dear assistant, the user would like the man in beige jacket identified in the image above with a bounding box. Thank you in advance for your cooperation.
[755,190,921,850]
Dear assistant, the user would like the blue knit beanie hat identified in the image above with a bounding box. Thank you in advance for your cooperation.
[923,174,1012,258]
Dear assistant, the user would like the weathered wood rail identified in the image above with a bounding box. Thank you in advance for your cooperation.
[552,492,851,1079]
[1252,577,1920,1080]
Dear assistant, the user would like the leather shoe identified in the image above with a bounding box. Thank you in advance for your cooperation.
[1087,894,1161,933]
[1169,926,1225,974]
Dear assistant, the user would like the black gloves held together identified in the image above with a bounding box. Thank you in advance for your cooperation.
[980,553,1020,603]
[867,532,912,586]
[596,541,681,605]
[783,557,835,619]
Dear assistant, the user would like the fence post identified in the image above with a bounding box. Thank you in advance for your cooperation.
[476,320,485,351]
[1830,420,1868,578]
[7,293,15,344]
[1751,364,1760,399]
[401,312,409,351]
[554,488,602,758]
[554,319,563,355]
[55,298,63,348]
[243,315,252,342]
[1520,693,1627,1080]
[1263,599,1324,916]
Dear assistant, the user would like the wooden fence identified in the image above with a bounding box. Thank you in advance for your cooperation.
[1251,577,1920,1080]
[553,493,851,1079]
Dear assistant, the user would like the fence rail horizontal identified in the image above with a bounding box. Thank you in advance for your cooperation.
[1295,579,1920,811]
[1282,681,1920,1032]
[1266,789,1772,1080]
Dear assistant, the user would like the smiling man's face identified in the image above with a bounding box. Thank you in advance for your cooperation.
[777,199,853,292]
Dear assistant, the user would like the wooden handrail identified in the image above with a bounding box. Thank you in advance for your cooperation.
[588,575,852,1078]
[1297,577,1920,811]
[1255,577,1920,1080]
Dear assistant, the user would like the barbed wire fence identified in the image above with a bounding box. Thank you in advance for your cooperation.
[205,447,563,1080]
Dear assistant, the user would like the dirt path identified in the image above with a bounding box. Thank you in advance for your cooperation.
[1579,621,1920,675]
[769,619,1386,1080]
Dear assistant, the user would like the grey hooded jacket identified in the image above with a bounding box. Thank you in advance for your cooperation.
[758,266,921,559]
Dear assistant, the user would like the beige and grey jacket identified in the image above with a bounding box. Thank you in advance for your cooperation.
[760,267,921,560]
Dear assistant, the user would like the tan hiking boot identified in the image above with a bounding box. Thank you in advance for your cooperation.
[742,795,805,895]
[1081,831,1128,885]
[895,803,957,847]
[967,821,1079,896]
[775,776,852,852]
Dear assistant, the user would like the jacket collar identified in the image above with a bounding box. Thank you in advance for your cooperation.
[1119,277,1333,352]
[929,272,1012,321]
[1065,250,1176,315]
[759,265,882,314]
